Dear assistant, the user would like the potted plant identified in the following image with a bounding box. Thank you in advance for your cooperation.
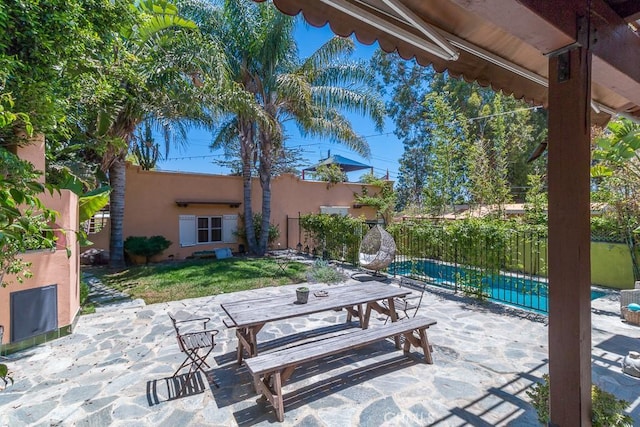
[296,287,309,304]
[527,374,633,426]
[0,363,13,390]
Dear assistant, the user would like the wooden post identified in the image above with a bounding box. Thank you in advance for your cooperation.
[547,17,592,426]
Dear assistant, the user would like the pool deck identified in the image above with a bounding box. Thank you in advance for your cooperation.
[1,276,639,426]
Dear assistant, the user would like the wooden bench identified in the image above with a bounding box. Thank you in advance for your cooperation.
[244,316,437,422]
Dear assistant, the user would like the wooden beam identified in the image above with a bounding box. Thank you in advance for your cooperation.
[521,0,640,106]
[607,1,640,22]
[547,15,593,426]
[449,0,640,105]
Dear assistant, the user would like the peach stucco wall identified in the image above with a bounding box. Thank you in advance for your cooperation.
[87,164,379,259]
[0,190,79,344]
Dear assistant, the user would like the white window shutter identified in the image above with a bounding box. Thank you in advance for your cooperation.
[179,215,196,247]
[222,214,238,243]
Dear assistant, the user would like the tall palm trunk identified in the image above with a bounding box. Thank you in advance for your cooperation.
[239,120,258,254]
[108,156,127,267]
[258,130,274,255]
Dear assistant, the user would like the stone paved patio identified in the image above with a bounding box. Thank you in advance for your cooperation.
[1,277,639,426]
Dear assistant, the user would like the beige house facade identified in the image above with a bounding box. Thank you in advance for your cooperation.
[87,163,381,261]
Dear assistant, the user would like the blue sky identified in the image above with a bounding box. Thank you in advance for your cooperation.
[155,21,404,182]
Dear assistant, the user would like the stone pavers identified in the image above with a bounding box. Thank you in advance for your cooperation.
[1,278,639,426]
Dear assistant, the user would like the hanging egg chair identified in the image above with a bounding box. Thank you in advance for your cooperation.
[358,224,397,272]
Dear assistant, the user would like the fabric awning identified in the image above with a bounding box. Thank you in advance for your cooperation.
[303,154,372,173]
[263,0,640,124]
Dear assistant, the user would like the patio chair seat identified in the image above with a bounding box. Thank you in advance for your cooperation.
[168,312,219,396]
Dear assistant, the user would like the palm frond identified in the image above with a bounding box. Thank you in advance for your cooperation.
[300,36,355,75]
[300,109,371,158]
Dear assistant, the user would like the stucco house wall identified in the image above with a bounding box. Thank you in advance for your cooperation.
[87,164,380,260]
[1,140,79,347]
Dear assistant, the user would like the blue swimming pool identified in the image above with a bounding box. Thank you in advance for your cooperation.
[391,259,605,313]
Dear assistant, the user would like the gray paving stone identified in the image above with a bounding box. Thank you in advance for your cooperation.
[13,400,59,424]
[295,414,322,427]
[359,396,400,425]
[75,403,114,426]
[434,376,482,401]
[61,385,97,404]
[335,385,380,403]
[2,277,637,426]
[81,396,118,413]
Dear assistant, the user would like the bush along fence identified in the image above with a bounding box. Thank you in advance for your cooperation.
[298,214,368,265]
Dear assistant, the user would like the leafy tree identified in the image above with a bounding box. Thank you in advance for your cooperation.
[131,122,161,170]
[592,118,640,280]
[422,92,469,214]
[395,146,430,211]
[0,0,114,137]
[468,93,511,212]
[312,164,347,187]
[0,99,57,286]
[372,52,547,211]
[355,172,397,225]
[371,51,434,211]
[523,174,548,226]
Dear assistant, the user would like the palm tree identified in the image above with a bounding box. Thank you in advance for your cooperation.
[193,0,384,255]
[254,35,385,253]
[88,0,228,267]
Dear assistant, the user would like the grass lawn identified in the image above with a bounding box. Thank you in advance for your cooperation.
[84,257,309,305]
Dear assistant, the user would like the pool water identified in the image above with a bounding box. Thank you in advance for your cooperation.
[391,259,605,313]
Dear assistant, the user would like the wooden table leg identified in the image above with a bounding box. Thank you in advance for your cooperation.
[419,328,433,364]
[236,324,264,365]
[364,303,373,329]
[387,298,401,349]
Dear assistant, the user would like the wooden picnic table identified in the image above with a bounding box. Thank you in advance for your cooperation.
[221,281,411,364]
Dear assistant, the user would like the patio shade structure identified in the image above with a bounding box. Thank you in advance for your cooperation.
[301,152,373,180]
[254,0,640,424]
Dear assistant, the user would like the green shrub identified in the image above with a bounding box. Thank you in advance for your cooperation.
[235,213,280,247]
[79,280,95,314]
[124,235,172,264]
[526,374,633,426]
[0,363,12,389]
[306,259,346,284]
[300,213,366,264]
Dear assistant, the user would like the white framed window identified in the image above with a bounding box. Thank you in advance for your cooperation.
[179,214,238,247]
[320,206,349,216]
[198,216,222,243]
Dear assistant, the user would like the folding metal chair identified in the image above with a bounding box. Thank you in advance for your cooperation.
[383,279,426,322]
[168,312,219,396]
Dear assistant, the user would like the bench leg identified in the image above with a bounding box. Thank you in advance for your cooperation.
[402,328,434,364]
[273,372,284,422]
[258,371,286,422]
[254,366,298,422]
[419,328,433,364]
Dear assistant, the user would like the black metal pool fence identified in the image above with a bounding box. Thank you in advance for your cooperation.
[299,220,550,312]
